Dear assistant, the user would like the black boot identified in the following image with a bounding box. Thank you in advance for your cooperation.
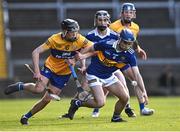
[4,82,23,95]
[67,99,81,120]
[20,115,28,125]
[125,107,136,117]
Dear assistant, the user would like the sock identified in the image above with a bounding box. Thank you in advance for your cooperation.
[18,82,24,91]
[93,108,99,113]
[125,103,131,109]
[139,103,145,111]
[24,111,32,119]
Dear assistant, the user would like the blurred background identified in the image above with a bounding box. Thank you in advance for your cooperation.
[0,0,180,99]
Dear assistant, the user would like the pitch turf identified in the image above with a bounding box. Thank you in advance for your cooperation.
[0,97,180,131]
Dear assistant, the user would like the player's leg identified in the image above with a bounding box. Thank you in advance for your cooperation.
[105,80,129,122]
[4,66,53,95]
[20,71,71,125]
[4,82,45,95]
[63,74,106,120]
[114,70,136,117]
[79,75,102,118]
[64,85,105,120]
[76,73,107,118]
[79,74,99,117]
[92,87,109,118]
[20,84,62,125]
[90,74,129,122]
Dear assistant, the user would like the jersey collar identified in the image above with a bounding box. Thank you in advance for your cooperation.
[94,28,111,39]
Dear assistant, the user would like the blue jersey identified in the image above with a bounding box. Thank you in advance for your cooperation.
[86,28,119,78]
[87,42,137,79]
[86,28,136,78]
[86,28,118,44]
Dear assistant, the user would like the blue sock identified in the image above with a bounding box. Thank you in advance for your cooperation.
[18,82,24,91]
[93,108,99,113]
[24,111,32,119]
[139,103,145,111]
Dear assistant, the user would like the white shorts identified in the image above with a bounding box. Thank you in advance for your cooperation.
[86,73,119,88]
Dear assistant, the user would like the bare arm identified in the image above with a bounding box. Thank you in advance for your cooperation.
[81,45,95,54]
[131,66,148,104]
[32,43,49,79]
[131,66,147,93]
[75,45,95,61]
[133,40,147,60]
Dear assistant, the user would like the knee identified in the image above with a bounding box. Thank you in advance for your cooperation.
[122,94,129,105]
[95,99,106,108]
[34,84,45,93]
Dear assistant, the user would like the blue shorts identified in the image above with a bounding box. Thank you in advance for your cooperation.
[40,66,71,89]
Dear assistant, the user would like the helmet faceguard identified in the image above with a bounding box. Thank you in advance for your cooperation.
[94,10,111,31]
[120,3,136,24]
[61,19,80,42]
[118,28,135,50]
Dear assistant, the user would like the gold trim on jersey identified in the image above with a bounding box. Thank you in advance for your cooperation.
[97,51,126,68]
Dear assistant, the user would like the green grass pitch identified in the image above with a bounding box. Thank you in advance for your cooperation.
[0,97,180,131]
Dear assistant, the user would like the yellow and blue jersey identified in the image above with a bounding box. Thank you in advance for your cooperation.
[86,42,137,79]
[43,32,93,75]
[109,20,139,38]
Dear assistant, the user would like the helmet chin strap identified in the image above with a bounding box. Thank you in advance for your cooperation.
[62,30,67,38]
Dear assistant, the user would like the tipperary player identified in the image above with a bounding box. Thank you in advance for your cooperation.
[110,3,154,115]
[4,19,93,125]
[85,10,136,118]
[65,29,143,122]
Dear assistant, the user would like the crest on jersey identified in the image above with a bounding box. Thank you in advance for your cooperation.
[120,56,126,60]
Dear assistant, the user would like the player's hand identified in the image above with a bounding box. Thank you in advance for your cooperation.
[137,48,147,60]
[78,66,86,75]
[75,51,86,60]
[66,58,76,66]
[33,72,42,81]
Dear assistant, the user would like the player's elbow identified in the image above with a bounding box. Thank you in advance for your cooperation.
[32,49,38,57]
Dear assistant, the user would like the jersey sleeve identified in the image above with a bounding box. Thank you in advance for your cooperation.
[85,34,91,40]
[44,35,55,48]
[120,64,130,71]
[83,38,93,48]
[78,34,94,48]
[129,54,137,67]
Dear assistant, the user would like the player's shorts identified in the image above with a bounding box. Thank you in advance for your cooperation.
[41,66,71,89]
[86,73,119,88]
